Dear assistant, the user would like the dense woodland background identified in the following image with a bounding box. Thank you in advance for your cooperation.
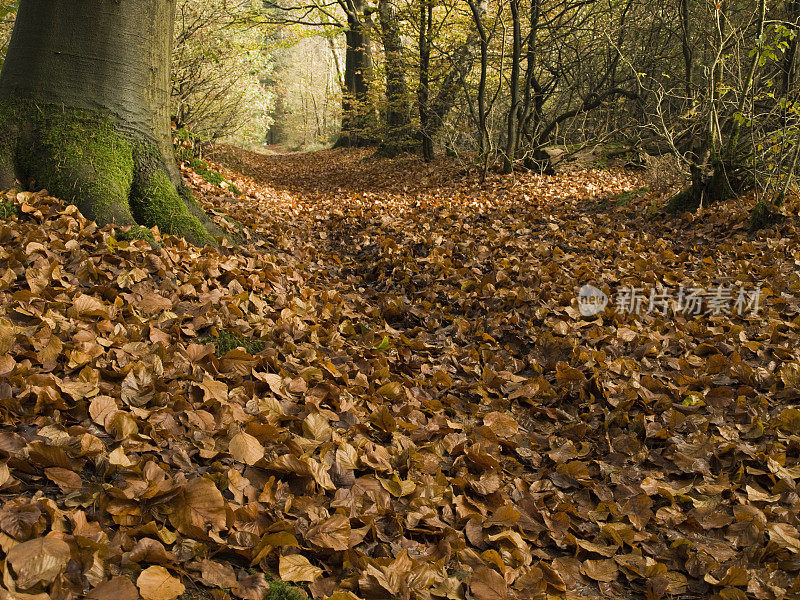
[1,0,796,218]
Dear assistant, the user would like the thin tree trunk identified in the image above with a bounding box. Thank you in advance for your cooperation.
[503,0,522,173]
[782,0,799,96]
[329,37,344,90]
[427,34,478,140]
[679,0,693,100]
[418,0,434,161]
[0,0,218,245]
[520,0,543,149]
[725,0,766,157]
[467,0,490,161]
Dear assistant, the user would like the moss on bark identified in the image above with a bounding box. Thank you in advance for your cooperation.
[116,225,160,247]
[15,103,136,225]
[130,145,215,247]
[666,162,739,213]
[750,200,784,232]
[0,98,217,246]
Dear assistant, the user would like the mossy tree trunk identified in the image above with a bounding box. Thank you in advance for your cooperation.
[0,0,219,246]
[375,0,414,158]
[335,0,375,148]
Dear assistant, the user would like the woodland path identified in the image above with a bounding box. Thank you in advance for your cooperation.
[0,148,797,599]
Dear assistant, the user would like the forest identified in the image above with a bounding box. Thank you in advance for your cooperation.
[0,1,798,600]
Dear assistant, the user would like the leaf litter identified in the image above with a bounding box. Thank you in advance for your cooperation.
[0,146,799,599]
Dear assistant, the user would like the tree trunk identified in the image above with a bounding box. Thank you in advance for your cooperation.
[418,0,434,161]
[336,0,374,148]
[519,0,543,151]
[0,0,219,246]
[782,0,800,96]
[379,0,410,130]
[679,0,694,100]
[377,0,413,157]
[427,35,477,141]
[503,0,522,173]
[466,0,489,163]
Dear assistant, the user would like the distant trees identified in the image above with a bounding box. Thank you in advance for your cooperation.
[172,0,274,146]
[0,0,796,226]
[307,0,796,218]
[263,0,379,147]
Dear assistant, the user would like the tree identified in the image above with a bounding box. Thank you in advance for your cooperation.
[0,0,219,245]
[418,0,434,161]
[336,0,376,147]
[376,0,413,156]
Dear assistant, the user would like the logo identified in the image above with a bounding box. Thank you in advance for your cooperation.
[578,284,608,317]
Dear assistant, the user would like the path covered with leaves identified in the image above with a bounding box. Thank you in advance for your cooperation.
[1,148,799,600]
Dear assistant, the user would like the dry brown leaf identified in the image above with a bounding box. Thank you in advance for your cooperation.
[306,514,352,551]
[86,576,140,600]
[470,566,507,600]
[279,554,323,583]
[229,431,264,465]
[199,559,237,589]
[232,572,270,600]
[136,566,185,600]
[581,558,619,583]
[6,536,71,590]
[170,477,227,537]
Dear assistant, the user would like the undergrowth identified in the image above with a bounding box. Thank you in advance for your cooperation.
[203,330,266,356]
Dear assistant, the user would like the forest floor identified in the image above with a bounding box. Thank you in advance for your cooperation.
[1,147,800,600]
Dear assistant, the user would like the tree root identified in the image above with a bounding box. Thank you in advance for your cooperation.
[0,98,218,246]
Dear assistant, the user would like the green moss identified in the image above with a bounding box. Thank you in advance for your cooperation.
[203,330,266,357]
[189,158,207,171]
[202,170,224,186]
[116,225,160,247]
[265,578,307,600]
[0,200,19,218]
[0,99,218,246]
[750,200,784,232]
[262,572,307,600]
[189,157,227,187]
[666,186,699,213]
[0,104,17,188]
[9,100,137,225]
[613,186,649,206]
[130,166,214,247]
[175,145,195,164]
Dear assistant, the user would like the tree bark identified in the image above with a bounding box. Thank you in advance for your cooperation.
[336,0,374,147]
[377,0,412,157]
[503,0,522,173]
[427,35,477,141]
[466,0,490,161]
[783,0,800,96]
[378,0,410,130]
[418,0,434,161]
[519,0,543,150]
[0,0,219,245]
[679,0,694,100]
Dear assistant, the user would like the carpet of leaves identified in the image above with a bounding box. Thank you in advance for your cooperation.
[1,146,800,600]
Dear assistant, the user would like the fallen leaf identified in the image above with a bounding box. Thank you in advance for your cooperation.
[136,566,185,600]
